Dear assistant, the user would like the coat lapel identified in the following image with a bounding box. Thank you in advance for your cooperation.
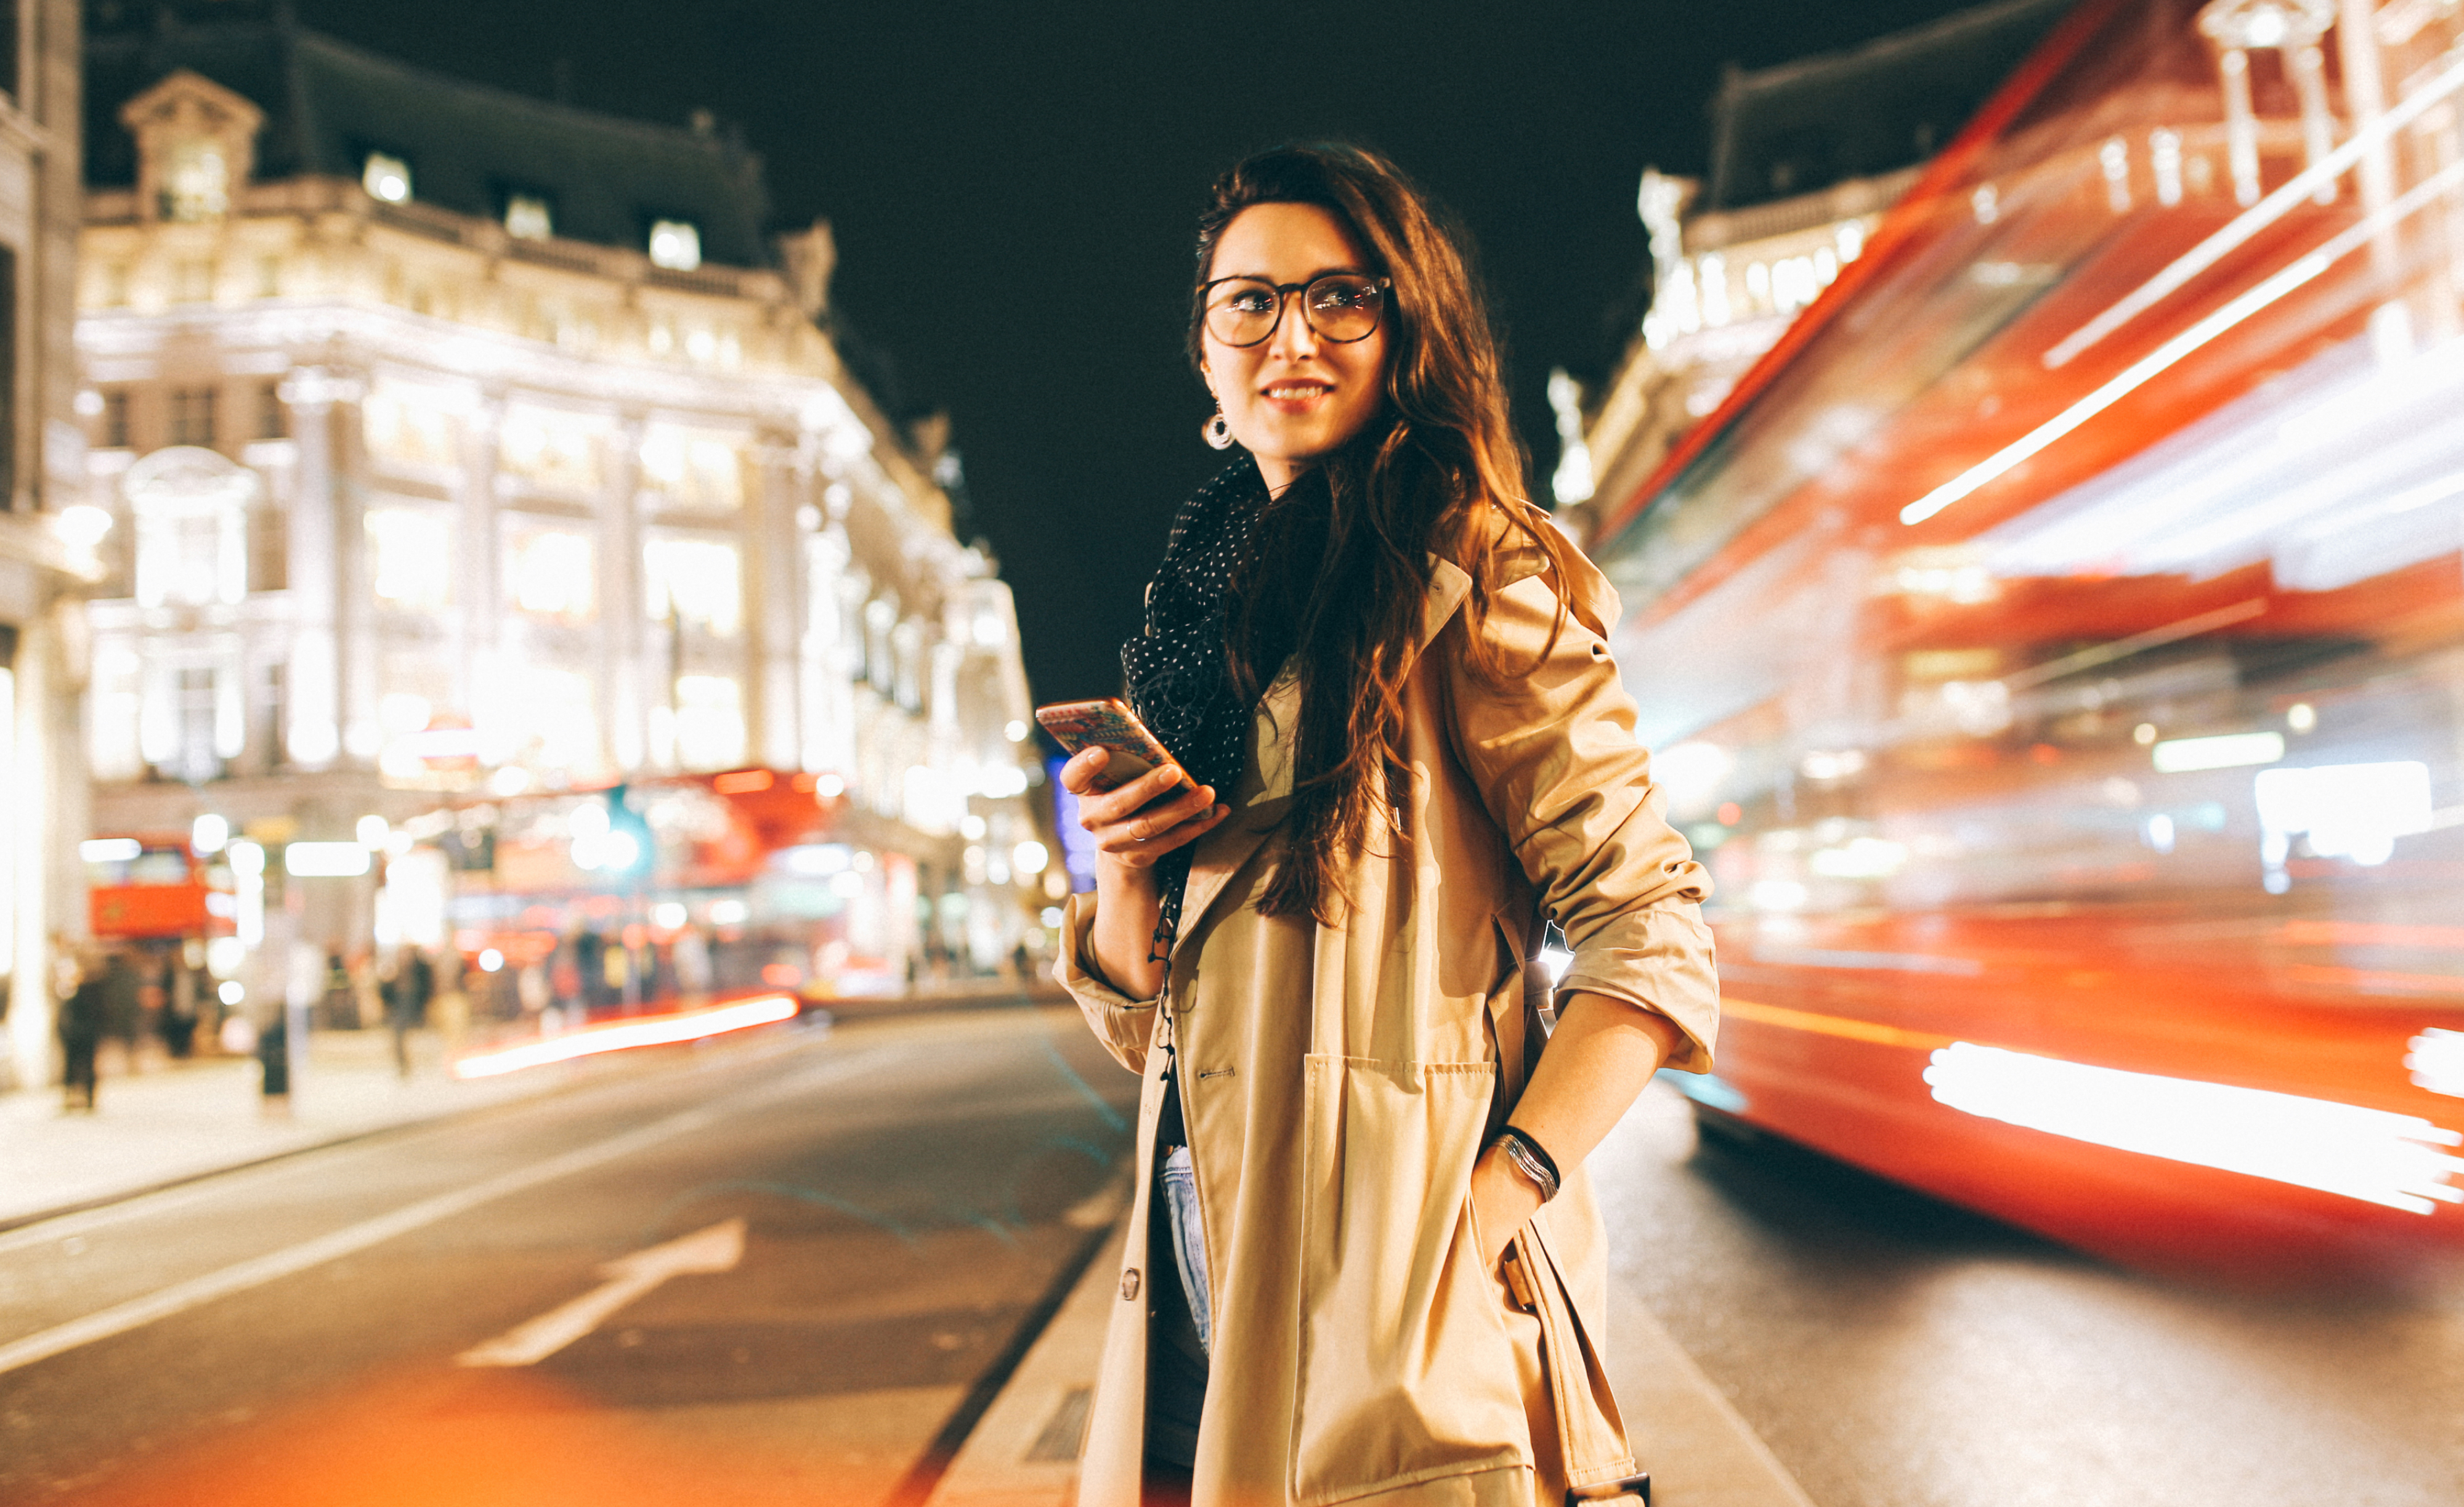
[1170,558,1475,956]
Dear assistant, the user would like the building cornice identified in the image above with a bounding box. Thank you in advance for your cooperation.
[0,511,107,586]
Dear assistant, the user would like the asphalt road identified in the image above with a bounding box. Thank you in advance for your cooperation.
[7,1002,2459,1507]
[1595,1084,2464,1507]
[0,1005,1139,1506]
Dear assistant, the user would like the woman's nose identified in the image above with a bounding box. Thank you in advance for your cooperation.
[1268,291,1320,359]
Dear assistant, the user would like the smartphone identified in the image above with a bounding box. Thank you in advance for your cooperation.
[1035,698,1186,793]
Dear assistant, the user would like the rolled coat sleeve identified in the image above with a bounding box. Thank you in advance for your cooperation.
[1444,556,1720,1073]
[1052,890,1160,1075]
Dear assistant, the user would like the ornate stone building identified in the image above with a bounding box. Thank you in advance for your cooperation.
[0,0,101,1096]
[74,7,1041,1000]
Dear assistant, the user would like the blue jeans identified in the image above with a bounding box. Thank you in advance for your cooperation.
[1159,1145,1214,1356]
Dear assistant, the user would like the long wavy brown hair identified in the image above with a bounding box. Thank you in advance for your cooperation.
[1191,142,1574,924]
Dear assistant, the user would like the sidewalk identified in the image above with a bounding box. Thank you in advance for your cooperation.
[0,1028,611,1229]
[0,983,1065,1232]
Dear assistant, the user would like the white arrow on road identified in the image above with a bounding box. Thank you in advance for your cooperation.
[458,1217,745,1367]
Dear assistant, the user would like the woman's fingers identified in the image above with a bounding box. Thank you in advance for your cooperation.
[1058,747,1111,795]
[1093,801,1231,864]
[1077,762,1202,830]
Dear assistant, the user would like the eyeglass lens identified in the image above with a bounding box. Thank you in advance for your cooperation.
[1205,275,1385,347]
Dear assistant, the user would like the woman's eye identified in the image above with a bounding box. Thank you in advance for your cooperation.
[1222,288,1276,314]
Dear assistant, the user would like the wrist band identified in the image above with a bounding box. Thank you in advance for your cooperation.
[1494,1126,1561,1203]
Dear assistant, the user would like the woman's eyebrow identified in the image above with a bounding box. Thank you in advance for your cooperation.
[1215,264,1375,283]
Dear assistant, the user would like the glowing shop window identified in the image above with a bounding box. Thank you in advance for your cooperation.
[362,152,413,204]
[673,675,747,771]
[163,138,230,222]
[647,219,702,271]
[510,530,596,620]
[498,407,604,494]
[367,508,452,609]
[505,193,553,241]
[638,426,744,510]
[644,536,742,636]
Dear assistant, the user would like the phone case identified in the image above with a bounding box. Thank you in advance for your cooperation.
[1035,698,1176,787]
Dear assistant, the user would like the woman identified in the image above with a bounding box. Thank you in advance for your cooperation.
[1055,144,1719,1507]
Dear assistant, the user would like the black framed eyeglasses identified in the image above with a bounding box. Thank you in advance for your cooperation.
[1200,273,1392,347]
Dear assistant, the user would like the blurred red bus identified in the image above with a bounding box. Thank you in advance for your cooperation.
[83,833,236,941]
[1590,0,2464,1279]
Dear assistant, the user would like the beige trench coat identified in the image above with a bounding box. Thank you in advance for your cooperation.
[1057,514,1719,1507]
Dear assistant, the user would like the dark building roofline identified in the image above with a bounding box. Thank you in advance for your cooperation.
[84,3,775,267]
[1705,0,2075,211]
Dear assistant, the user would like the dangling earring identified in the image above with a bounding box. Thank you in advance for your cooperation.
[1203,404,1234,451]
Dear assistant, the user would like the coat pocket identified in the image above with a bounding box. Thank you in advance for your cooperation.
[1291,1054,1526,1505]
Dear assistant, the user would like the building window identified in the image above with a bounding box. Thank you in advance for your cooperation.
[256,381,286,440]
[124,445,257,608]
[643,535,741,637]
[363,152,412,203]
[498,405,604,495]
[638,426,743,511]
[505,193,553,241]
[163,138,232,222]
[647,219,702,271]
[136,503,245,608]
[169,386,216,446]
[363,387,456,471]
[367,506,452,609]
[100,389,132,450]
[508,528,595,620]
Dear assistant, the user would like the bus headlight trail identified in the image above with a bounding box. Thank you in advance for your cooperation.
[1924,1043,2464,1216]
[452,994,802,1079]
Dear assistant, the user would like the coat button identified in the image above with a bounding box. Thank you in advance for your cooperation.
[1120,1268,1141,1301]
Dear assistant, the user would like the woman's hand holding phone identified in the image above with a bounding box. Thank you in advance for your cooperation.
[1058,748,1229,871]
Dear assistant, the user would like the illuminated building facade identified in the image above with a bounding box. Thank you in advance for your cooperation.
[72,7,1041,1002]
[0,0,102,1097]
[1565,0,2070,537]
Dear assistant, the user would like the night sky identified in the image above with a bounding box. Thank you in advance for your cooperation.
[296,0,1992,704]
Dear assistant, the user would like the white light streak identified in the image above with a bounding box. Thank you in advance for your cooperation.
[1925,1042,2464,1214]
[285,842,373,877]
[1908,153,2464,529]
[1902,251,2330,526]
[2045,49,2464,370]
[2411,1029,2464,1099]
[453,994,798,1079]
[79,838,141,863]
[2152,731,2284,773]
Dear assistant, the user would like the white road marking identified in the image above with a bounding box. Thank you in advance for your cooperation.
[459,1218,745,1367]
[0,1044,888,1378]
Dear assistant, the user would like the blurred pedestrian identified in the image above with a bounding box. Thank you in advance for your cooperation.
[381,947,432,1079]
[58,949,106,1112]
[318,950,352,1031]
[97,949,142,1066]
[256,1006,290,1113]
[1054,145,1717,1507]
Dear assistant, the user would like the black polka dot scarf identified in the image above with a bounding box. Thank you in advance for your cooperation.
[1121,454,1298,973]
